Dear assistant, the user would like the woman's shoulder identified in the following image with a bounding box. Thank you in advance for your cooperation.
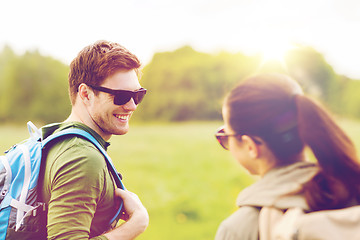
[215,206,260,240]
[236,162,317,209]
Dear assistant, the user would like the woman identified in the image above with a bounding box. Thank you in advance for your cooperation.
[214,73,360,240]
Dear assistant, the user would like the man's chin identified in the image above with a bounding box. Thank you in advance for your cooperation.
[113,126,130,136]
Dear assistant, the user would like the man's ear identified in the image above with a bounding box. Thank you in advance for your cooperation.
[241,135,260,159]
[78,83,93,105]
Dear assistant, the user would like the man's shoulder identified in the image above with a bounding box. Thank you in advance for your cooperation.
[42,121,95,139]
[41,123,111,203]
[42,121,110,150]
[43,123,108,170]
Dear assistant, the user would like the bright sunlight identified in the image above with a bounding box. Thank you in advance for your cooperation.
[255,37,296,72]
[240,28,296,71]
[261,41,293,63]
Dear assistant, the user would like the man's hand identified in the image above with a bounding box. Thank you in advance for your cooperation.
[116,188,149,223]
[104,189,149,240]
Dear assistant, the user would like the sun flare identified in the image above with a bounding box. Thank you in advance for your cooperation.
[256,38,295,71]
[260,40,293,63]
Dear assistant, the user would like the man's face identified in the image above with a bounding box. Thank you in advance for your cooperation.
[88,69,142,139]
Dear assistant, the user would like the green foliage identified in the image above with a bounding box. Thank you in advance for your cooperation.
[284,46,360,117]
[0,46,70,123]
[285,46,338,101]
[136,46,259,121]
[136,45,360,121]
[336,78,360,118]
[1,44,360,123]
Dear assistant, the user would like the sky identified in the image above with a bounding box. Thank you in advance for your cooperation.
[1,0,360,79]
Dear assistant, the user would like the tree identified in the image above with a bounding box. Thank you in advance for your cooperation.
[135,46,259,121]
[285,46,337,102]
[0,47,70,123]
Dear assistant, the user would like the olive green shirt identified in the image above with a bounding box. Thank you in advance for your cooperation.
[41,122,117,240]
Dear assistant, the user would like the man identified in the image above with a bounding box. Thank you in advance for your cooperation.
[40,40,149,239]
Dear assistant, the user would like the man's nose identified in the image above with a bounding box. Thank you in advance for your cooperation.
[122,98,137,111]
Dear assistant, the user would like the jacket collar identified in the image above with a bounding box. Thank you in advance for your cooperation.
[236,161,318,210]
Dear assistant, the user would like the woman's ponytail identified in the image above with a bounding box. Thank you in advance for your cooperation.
[295,94,360,210]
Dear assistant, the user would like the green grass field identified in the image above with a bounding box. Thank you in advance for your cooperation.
[1,119,360,239]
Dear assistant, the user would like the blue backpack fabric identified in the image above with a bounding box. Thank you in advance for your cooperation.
[0,121,125,239]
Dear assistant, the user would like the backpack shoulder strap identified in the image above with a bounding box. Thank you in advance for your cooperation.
[41,128,125,190]
[41,128,125,225]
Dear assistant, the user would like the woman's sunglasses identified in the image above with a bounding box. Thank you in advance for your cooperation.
[88,84,147,105]
[215,127,242,150]
[215,126,262,150]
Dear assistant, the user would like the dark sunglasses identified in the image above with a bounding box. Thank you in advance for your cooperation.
[215,127,242,150]
[215,126,262,150]
[88,84,147,105]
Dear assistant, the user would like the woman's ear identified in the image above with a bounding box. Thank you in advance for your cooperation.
[241,135,260,159]
[78,83,93,105]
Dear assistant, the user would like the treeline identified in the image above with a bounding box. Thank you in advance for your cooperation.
[0,46,70,123]
[136,46,260,121]
[1,45,360,124]
[136,46,360,121]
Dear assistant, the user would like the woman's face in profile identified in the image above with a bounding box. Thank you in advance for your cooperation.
[222,105,260,174]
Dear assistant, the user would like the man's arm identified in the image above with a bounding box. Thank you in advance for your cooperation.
[44,138,148,240]
[103,189,149,240]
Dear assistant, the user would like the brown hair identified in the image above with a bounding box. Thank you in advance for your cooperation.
[225,73,360,211]
[68,40,141,105]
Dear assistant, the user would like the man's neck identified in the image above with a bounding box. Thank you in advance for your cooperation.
[65,111,83,124]
[65,109,111,141]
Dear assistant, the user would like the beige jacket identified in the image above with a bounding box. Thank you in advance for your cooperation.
[215,162,318,240]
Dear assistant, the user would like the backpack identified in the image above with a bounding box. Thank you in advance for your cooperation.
[259,205,360,240]
[0,121,125,239]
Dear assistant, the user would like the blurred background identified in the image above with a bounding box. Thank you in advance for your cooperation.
[1,0,360,239]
